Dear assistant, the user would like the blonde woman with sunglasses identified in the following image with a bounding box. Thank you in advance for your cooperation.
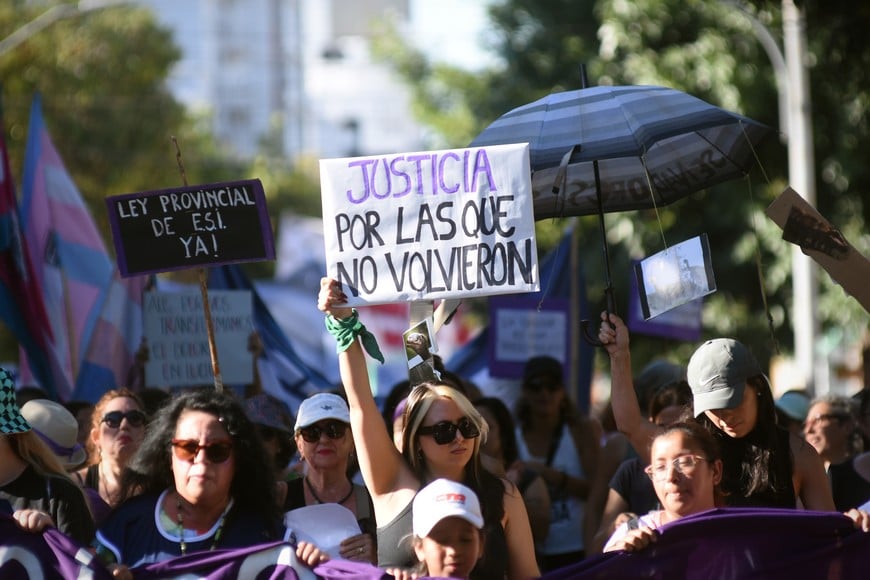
[318,278,539,580]
[92,388,322,575]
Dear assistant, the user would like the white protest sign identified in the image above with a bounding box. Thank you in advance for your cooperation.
[143,290,254,387]
[320,143,539,305]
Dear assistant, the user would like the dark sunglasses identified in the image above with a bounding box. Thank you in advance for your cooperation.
[418,417,480,445]
[101,410,147,429]
[523,377,562,393]
[258,426,278,442]
[299,421,348,443]
[171,439,233,463]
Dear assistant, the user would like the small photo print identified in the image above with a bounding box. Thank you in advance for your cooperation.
[403,318,439,386]
[635,234,716,320]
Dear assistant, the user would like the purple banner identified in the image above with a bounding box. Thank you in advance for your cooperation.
[543,508,870,579]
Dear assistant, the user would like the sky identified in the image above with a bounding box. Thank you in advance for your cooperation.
[409,0,497,70]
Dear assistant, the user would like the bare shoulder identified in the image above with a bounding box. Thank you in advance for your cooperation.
[789,430,825,469]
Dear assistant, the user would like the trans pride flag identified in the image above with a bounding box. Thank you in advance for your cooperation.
[0,101,56,397]
[18,95,147,401]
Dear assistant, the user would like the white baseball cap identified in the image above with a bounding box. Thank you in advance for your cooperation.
[294,393,350,431]
[412,478,484,537]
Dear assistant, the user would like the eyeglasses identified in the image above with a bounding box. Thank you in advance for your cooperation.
[645,455,708,482]
[171,439,233,463]
[418,417,480,445]
[298,421,348,443]
[101,410,147,429]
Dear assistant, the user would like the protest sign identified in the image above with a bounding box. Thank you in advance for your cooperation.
[766,187,870,312]
[143,290,253,387]
[320,144,539,305]
[487,295,569,379]
[105,179,275,276]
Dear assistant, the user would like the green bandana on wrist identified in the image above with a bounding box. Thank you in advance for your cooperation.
[324,309,385,364]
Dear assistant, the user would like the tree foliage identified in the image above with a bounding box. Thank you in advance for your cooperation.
[375,0,868,371]
[0,1,321,360]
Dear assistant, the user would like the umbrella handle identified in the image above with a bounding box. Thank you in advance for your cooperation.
[581,286,616,347]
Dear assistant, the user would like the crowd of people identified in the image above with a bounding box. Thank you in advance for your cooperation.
[1,279,869,579]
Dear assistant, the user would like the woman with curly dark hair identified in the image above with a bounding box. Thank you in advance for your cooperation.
[93,388,286,572]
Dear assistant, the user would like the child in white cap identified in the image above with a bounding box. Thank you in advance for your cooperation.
[396,478,484,579]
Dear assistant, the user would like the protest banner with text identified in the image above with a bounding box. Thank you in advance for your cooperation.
[320,143,539,305]
[105,179,275,276]
[143,290,253,387]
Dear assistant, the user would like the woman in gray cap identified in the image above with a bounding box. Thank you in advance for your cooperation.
[598,313,837,512]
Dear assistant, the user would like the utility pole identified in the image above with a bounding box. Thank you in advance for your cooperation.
[729,0,821,394]
[782,0,823,395]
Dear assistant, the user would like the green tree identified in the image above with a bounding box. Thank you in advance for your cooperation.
[375,0,868,372]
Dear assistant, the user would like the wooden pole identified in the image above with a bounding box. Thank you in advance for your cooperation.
[172,137,223,391]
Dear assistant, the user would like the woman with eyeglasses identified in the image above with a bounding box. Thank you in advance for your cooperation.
[603,421,723,552]
[599,313,870,528]
[93,388,299,574]
[281,392,377,564]
[317,278,539,580]
[76,388,148,524]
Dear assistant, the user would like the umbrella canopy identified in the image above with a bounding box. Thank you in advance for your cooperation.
[470,85,771,220]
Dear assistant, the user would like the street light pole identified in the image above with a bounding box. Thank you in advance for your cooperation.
[782,0,823,394]
[0,0,128,57]
[728,0,821,394]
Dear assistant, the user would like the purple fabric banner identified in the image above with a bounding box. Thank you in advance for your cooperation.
[543,508,870,579]
[0,515,112,579]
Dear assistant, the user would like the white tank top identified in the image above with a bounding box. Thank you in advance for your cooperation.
[516,423,586,555]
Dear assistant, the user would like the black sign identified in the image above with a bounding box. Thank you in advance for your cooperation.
[106,179,275,276]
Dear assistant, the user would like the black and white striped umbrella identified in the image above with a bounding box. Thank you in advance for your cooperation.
[470,84,771,220]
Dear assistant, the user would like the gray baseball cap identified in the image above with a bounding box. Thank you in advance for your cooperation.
[687,338,762,416]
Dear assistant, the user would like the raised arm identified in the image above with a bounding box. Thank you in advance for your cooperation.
[317,278,413,501]
[598,312,661,464]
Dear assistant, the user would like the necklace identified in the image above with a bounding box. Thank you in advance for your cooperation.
[176,492,229,555]
[304,476,354,505]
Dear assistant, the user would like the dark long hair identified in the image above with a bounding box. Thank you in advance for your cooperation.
[698,376,794,504]
[120,388,277,524]
[473,396,519,468]
[401,383,505,540]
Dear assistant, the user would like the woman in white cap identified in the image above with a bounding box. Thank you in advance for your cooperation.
[318,278,539,580]
[0,367,95,545]
[598,313,835,511]
[284,391,377,564]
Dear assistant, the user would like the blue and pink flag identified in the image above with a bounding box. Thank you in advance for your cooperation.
[0,99,58,397]
[18,95,147,401]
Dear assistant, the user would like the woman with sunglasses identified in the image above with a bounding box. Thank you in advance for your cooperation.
[603,421,723,552]
[317,278,539,580]
[93,388,285,571]
[281,392,376,563]
[76,388,148,524]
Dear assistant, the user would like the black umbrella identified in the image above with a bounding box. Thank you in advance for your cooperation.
[470,83,771,343]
